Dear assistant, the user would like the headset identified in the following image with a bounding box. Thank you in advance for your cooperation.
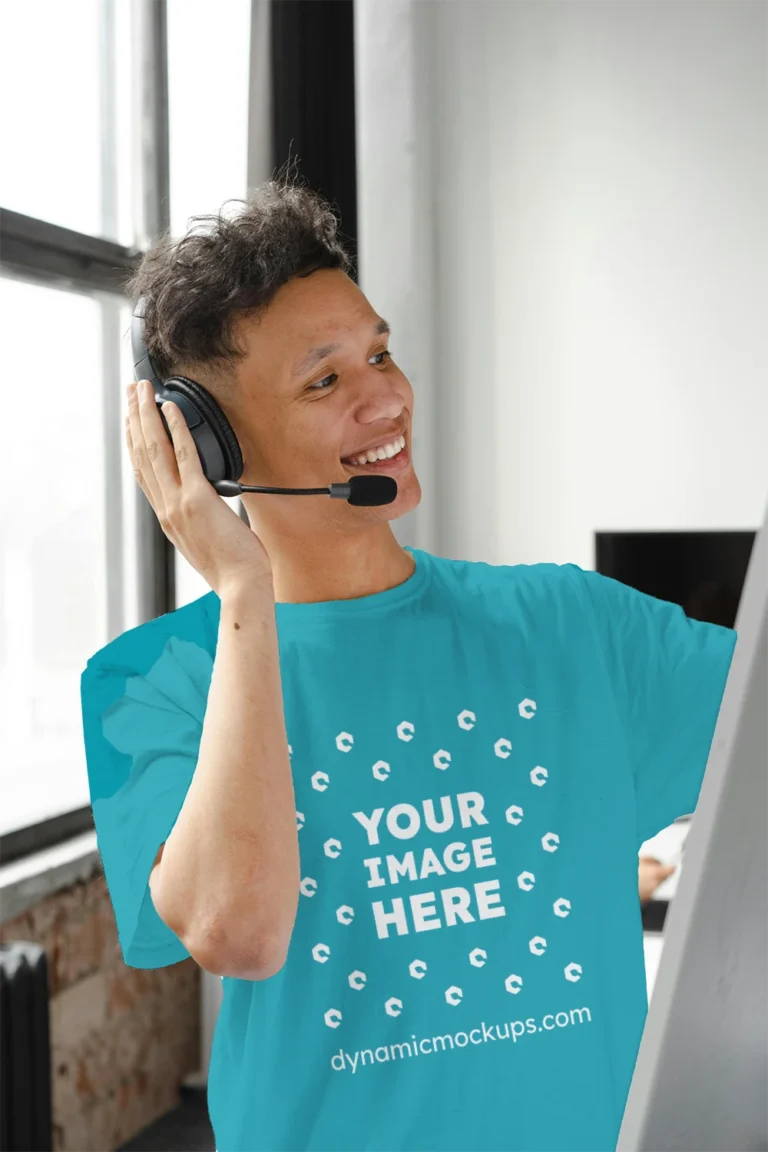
[130,296,396,507]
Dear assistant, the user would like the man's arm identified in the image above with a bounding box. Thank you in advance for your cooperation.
[149,579,300,980]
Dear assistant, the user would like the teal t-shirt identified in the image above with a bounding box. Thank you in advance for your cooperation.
[80,546,736,1152]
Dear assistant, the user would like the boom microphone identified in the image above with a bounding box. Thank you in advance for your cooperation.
[212,474,397,506]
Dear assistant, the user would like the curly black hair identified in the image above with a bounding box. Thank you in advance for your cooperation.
[125,164,354,396]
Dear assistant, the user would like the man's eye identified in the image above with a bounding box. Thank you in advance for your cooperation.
[306,350,391,391]
[308,377,338,396]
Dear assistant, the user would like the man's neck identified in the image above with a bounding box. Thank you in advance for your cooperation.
[243,520,416,605]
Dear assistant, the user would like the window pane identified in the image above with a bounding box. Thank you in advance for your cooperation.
[167,0,251,239]
[166,0,252,608]
[0,0,135,247]
[0,279,108,836]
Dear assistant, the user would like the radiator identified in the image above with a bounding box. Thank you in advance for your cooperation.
[0,942,53,1151]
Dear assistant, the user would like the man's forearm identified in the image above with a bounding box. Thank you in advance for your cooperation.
[151,578,300,977]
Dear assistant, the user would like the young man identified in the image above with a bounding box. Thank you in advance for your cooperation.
[80,178,737,1152]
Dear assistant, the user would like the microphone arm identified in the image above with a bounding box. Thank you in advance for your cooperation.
[214,480,339,496]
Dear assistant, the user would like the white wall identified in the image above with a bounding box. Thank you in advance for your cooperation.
[355,0,768,568]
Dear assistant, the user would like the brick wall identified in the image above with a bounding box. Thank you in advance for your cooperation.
[0,865,200,1152]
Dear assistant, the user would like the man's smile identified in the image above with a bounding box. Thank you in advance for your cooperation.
[340,438,411,474]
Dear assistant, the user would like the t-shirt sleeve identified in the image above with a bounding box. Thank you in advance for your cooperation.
[80,633,213,969]
[569,566,738,848]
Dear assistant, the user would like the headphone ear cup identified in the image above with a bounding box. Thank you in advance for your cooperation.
[157,376,244,485]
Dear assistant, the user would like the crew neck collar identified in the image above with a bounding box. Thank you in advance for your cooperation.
[273,545,430,621]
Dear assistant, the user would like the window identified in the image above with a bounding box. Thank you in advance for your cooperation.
[0,283,106,836]
[0,282,150,840]
[167,0,252,240]
[0,0,252,862]
[0,0,134,246]
[0,2,157,866]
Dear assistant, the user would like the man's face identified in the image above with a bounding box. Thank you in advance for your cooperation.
[229,267,421,526]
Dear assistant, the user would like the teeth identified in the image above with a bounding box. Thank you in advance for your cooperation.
[346,435,405,465]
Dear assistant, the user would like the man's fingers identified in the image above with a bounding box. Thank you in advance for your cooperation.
[127,382,165,512]
[157,398,206,485]
[135,380,182,499]
[125,410,155,506]
[125,382,211,535]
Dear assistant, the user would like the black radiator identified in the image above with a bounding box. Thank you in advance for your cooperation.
[0,942,53,1151]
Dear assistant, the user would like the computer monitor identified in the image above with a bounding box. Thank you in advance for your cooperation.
[594,528,755,630]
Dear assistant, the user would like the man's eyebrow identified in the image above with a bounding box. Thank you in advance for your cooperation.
[291,318,391,378]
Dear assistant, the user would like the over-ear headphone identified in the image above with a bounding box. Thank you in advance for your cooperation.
[130,296,396,506]
[131,296,245,494]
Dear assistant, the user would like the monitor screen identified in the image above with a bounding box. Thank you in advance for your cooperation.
[594,530,756,629]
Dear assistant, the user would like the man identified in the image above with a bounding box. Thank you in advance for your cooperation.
[80,177,737,1152]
